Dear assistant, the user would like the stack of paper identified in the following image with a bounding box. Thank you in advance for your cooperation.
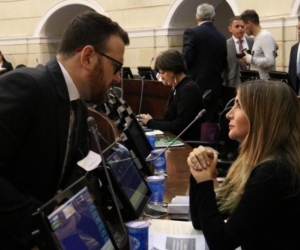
[148,219,208,250]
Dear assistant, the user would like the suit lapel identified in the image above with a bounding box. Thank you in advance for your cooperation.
[228,38,237,55]
[45,59,70,171]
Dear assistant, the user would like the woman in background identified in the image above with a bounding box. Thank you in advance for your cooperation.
[0,51,13,75]
[139,49,204,140]
[188,80,300,249]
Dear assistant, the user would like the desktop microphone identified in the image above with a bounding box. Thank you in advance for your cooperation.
[149,57,154,67]
[138,76,145,115]
[120,67,124,93]
[146,109,206,161]
[87,117,127,245]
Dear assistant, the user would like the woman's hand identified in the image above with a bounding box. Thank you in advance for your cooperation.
[187,146,218,183]
[139,113,153,125]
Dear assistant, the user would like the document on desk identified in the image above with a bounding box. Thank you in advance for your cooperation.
[148,219,209,250]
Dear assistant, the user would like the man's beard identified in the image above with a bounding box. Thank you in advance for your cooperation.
[87,59,111,105]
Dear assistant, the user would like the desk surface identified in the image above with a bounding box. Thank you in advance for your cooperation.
[144,140,192,220]
[164,142,191,202]
[154,132,192,203]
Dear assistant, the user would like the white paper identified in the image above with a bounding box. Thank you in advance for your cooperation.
[77,150,101,171]
[149,233,208,250]
[171,196,189,204]
[148,219,241,250]
[146,130,164,136]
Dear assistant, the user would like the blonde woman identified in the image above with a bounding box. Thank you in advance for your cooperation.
[188,80,300,249]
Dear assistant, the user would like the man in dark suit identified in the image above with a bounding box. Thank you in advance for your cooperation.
[223,16,254,87]
[288,21,300,94]
[182,3,227,122]
[0,11,129,250]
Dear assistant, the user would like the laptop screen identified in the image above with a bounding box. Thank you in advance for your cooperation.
[106,144,151,220]
[122,116,154,176]
[47,186,114,250]
[34,177,118,250]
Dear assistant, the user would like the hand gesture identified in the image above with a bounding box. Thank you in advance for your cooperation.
[187,146,218,183]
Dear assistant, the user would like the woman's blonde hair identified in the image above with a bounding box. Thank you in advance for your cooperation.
[216,80,300,213]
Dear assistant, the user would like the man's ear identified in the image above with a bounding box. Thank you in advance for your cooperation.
[79,45,94,70]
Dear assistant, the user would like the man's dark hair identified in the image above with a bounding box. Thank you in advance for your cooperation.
[57,11,129,57]
[228,16,242,26]
[154,49,187,75]
[241,10,260,25]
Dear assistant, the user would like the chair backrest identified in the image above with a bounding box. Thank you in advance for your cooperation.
[224,98,235,110]
[218,107,239,160]
[87,107,120,151]
[202,89,212,100]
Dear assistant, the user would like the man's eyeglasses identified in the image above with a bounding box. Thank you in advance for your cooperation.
[75,47,123,75]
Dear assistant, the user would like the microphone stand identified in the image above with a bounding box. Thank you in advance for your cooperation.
[87,117,127,248]
[120,68,124,98]
[146,109,206,162]
[138,76,145,115]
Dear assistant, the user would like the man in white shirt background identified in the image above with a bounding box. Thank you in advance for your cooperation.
[240,9,276,79]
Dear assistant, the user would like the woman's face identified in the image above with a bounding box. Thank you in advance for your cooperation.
[158,70,176,86]
[226,93,249,143]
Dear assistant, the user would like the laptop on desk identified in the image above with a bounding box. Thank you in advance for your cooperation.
[32,176,120,250]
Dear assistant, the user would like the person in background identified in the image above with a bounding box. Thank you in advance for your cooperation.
[182,3,226,122]
[188,80,300,249]
[240,9,276,79]
[15,64,26,69]
[139,49,204,141]
[223,16,254,87]
[0,50,13,75]
[0,11,129,250]
[288,21,300,94]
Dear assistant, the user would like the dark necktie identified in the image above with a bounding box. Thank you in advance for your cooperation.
[59,100,80,187]
[297,52,300,79]
[238,39,247,71]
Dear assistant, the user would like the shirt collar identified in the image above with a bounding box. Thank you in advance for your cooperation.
[57,61,80,101]
[198,21,211,26]
[232,35,246,43]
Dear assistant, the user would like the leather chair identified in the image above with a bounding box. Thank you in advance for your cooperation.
[87,107,120,152]
[185,103,239,177]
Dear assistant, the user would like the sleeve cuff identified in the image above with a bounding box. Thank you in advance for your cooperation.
[245,53,252,64]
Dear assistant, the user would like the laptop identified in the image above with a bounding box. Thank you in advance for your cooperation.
[32,176,119,250]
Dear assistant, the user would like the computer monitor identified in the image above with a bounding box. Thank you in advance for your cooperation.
[121,67,134,79]
[32,176,119,250]
[240,70,260,82]
[268,71,296,93]
[137,66,157,80]
[121,116,155,176]
[102,144,151,222]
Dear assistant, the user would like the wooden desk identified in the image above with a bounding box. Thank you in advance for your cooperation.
[143,141,192,220]
[164,140,192,203]
[117,80,237,119]
[116,79,172,118]
[164,172,190,203]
